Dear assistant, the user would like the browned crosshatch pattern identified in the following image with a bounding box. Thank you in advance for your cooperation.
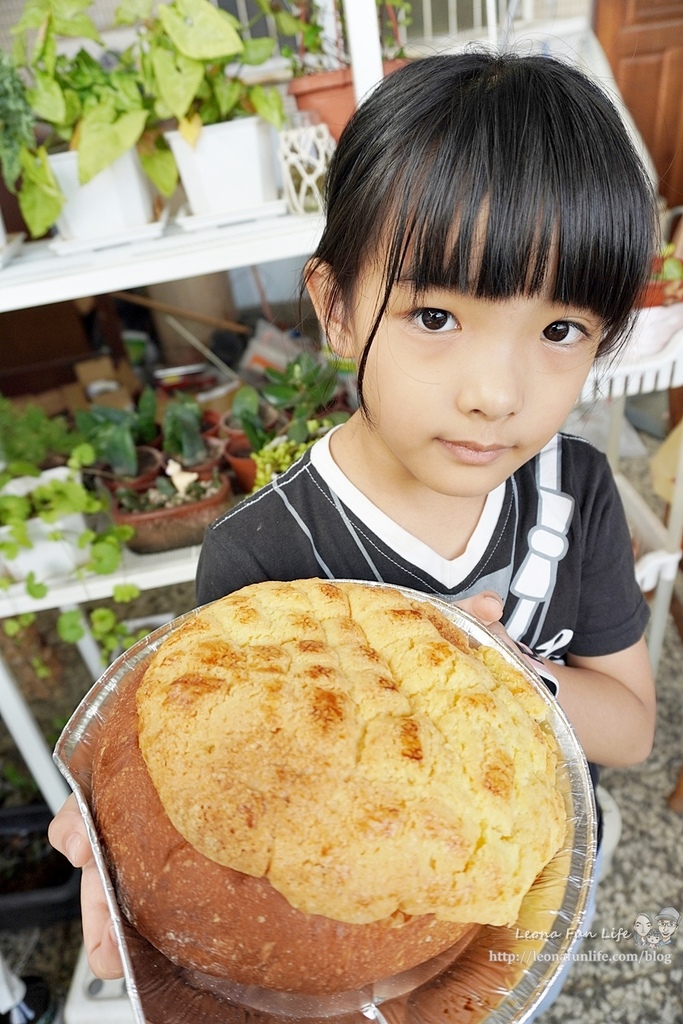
[595,0,683,207]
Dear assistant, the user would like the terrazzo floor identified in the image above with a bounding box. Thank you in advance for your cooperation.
[1,434,682,1024]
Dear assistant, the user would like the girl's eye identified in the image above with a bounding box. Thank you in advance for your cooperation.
[542,321,585,345]
[414,308,457,332]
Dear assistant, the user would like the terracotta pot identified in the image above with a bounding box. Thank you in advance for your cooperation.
[218,412,250,450]
[288,61,408,142]
[172,436,226,481]
[223,434,257,493]
[200,410,221,438]
[102,446,165,494]
[639,281,666,307]
[225,446,257,494]
[110,474,233,554]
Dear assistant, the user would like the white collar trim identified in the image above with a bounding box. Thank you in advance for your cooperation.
[310,429,505,589]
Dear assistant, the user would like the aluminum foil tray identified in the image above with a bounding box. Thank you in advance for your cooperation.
[54,583,597,1024]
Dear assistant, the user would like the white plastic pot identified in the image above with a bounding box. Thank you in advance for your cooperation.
[49,149,155,241]
[0,467,90,583]
[165,118,278,218]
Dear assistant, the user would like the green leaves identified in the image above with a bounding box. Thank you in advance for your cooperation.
[57,609,85,643]
[157,0,243,61]
[67,442,97,470]
[115,0,154,26]
[30,476,100,521]
[3,613,36,639]
[138,138,178,196]
[661,256,683,281]
[77,105,148,182]
[230,385,261,422]
[27,70,67,124]
[162,395,208,467]
[151,46,204,121]
[212,77,243,120]
[88,535,124,575]
[12,0,102,45]
[26,572,48,599]
[18,143,64,239]
[240,37,275,66]
[249,84,284,130]
[0,51,37,193]
[274,10,308,38]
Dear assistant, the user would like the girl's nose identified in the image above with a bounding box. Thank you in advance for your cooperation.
[454,340,524,420]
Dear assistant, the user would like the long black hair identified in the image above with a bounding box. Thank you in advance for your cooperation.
[306,52,658,408]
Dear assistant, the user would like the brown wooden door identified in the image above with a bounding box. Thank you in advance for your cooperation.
[594,0,683,207]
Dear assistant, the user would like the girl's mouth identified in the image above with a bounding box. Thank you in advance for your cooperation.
[438,439,512,465]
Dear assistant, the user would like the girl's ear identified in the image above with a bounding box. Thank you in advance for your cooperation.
[305,261,353,358]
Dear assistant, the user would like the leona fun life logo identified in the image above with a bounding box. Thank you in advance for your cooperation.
[633,907,680,950]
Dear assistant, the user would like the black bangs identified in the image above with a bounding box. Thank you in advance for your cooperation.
[310,52,657,366]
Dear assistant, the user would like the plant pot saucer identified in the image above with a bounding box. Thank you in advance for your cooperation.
[0,232,25,269]
[48,204,169,255]
[173,200,287,233]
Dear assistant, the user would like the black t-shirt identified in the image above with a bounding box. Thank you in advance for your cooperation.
[197,431,648,665]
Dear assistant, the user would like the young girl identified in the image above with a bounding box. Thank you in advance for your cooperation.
[51,51,657,992]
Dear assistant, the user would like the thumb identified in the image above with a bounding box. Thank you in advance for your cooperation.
[456,590,504,626]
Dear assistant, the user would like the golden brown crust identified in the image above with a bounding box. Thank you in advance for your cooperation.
[134,581,564,927]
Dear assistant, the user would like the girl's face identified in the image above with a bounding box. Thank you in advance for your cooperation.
[328,263,602,502]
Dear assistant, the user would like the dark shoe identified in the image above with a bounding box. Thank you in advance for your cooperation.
[0,976,56,1024]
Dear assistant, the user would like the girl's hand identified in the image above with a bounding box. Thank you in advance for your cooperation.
[48,795,123,979]
[455,590,504,627]
[454,593,549,685]
[457,593,655,765]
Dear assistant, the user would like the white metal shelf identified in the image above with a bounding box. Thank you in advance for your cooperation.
[0,210,325,814]
[0,543,203,815]
[0,212,324,312]
[0,544,201,618]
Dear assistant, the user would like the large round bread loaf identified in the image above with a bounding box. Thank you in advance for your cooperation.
[91,579,566,995]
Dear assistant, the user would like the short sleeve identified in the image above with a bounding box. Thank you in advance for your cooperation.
[569,457,649,658]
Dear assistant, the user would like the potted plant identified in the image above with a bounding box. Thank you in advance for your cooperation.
[9,0,166,242]
[75,386,164,490]
[0,464,132,590]
[283,0,410,140]
[116,0,287,222]
[0,400,132,597]
[641,245,683,307]
[0,395,85,472]
[224,352,350,492]
[0,50,36,255]
[161,393,224,478]
[108,464,233,553]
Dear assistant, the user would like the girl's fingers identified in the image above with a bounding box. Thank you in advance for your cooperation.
[456,590,504,626]
[48,794,90,866]
[80,858,124,979]
[49,794,124,979]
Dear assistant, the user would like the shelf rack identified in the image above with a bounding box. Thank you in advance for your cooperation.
[0,211,323,813]
[580,327,683,675]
